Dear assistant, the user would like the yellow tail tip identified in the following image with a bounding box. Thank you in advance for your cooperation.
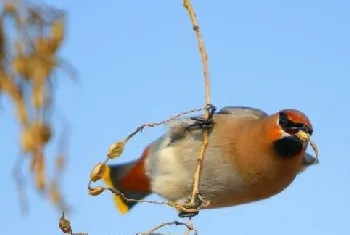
[102,165,130,214]
[114,196,129,214]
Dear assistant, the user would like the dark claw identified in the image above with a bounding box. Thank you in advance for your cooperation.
[193,192,204,208]
[186,104,217,130]
[205,104,217,117]
[177,193,204,218]
[178,210,199,218]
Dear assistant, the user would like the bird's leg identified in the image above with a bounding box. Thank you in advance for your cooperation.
[185,104,217,130]
[177,193,204,218]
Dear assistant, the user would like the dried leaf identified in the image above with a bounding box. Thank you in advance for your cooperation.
[90,162,106,182]
[20,128,35,152]
[88,186,105,196]
[107,141,125,159]
[59,213,72,234]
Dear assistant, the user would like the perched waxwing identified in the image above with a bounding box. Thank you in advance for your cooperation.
[103,105,318,216]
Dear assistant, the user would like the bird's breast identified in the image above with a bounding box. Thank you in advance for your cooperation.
[226,149,304,207]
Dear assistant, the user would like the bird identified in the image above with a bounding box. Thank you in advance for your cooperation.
[102,105,318,216]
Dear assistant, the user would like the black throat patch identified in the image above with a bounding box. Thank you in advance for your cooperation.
[273,135,304,158]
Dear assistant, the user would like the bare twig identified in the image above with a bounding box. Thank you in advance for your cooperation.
[124,106,206,143]
[106,106,206,159]
[183,0,211,207]
[184,219,195,235]
[137,220,198,235]
[89,182,204,214]
[106,187,168,206]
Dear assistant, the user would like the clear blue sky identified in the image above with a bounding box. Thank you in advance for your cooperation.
[2,0,350,235]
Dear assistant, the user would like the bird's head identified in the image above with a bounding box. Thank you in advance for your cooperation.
[269,109,313,158]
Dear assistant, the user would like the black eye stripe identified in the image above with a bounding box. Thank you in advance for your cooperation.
[288,123,312,134]
[278,112,313,135]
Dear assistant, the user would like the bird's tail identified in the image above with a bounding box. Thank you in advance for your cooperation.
[102,147,151,214]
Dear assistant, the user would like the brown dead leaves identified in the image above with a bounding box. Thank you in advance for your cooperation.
[1,1,74,214]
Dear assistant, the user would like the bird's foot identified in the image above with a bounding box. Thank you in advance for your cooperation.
[185,104,217,130]
[178,207,199,218]
[177,193,205,218]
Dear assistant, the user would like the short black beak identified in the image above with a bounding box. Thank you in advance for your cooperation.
[289,125,311,135]
[299,125,310,134]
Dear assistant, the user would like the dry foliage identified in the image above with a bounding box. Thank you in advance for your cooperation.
[1,1,74,214]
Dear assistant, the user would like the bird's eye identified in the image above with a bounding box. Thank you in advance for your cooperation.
[279,112,289,127]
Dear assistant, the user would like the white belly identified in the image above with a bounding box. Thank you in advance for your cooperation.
[145,138,246,205]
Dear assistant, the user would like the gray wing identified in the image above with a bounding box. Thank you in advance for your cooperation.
[164,105,268,143]
[166,106,268,129]
[217,106,269,119]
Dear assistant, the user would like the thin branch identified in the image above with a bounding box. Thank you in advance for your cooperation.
[124,106,206,143]
[90,184,204,214]
[137,220,198,235]
[183,0,211,206]
[106,105,207,160]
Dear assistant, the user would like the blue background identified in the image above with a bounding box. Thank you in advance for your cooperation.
[2,0,349,234]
